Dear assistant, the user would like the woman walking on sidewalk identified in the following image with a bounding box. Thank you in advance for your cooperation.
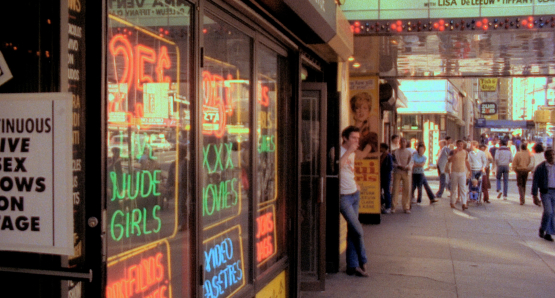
[412,143,438,204]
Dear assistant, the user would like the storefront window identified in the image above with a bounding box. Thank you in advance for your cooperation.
[256,45,284,275]
[201,14,252,298]
[106,4,192,298]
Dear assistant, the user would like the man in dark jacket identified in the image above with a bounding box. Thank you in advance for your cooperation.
[380,143,394,214]
[532,149,555,242]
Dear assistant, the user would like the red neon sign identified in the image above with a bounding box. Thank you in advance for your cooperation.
[258,84,270,107]
[106,252,167,298]
[256,211,275,263]
[108,34,172,95]
[135,45,156,91]
[202,71,235,138]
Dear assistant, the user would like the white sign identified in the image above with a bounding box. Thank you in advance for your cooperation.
[0,93,73,255]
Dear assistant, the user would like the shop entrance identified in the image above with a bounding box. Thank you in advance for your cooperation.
[299,82,327,291]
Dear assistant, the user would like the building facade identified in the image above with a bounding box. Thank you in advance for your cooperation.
[0,1,353,297]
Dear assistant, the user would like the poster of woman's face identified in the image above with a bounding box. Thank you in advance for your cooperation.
[348,76,380,160]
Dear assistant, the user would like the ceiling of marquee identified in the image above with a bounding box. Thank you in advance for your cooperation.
[350,30,555,78]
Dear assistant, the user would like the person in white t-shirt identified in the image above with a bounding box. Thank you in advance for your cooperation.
[339,126,368,277]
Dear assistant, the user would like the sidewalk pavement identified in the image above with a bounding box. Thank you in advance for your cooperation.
[301,181,555,298]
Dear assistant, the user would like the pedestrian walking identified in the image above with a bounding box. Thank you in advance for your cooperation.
[411,143,438,204]
[468,141,487,181]
[392,138,413,214]
[531,143,546,206]
[494,139,513,200]
[532,149,555,242]
[380,143,394,214]
[512,143,532,205]
[435,139,450,199]
[339,126,369,276]
[479,144,492,203]
[449,140,471,211]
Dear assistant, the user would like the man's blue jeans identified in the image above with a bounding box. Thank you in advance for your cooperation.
[381,177,392,209]
[340,191,367,269]
[496,165,509,197]
[436,169,447,197]
[541,189,555,235]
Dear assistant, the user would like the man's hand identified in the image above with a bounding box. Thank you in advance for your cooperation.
[348,142,358,154]
[533,195,542,207]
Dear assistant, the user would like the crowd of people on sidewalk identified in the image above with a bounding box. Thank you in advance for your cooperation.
[378,133,555,243]
[338,126,555,279]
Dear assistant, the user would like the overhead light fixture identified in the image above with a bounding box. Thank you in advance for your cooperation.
[353,63,361,68]
[348,56,355,62]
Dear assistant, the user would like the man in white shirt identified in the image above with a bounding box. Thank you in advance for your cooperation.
[339,126,368,276]
[468,141,487,179]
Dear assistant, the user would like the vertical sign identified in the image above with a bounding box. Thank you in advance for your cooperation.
[0,93,73,255]
[67,0,87,265]
[349,76,380,214]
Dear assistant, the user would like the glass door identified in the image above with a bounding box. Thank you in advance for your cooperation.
[299,82,327,291]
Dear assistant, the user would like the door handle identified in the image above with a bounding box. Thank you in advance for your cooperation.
[320,177,324,203]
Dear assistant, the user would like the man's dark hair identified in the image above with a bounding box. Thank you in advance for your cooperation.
[520,143,527,150]
[391,134,399,141]
[534,143,544,154]
[380,143,389,150]
[479,144,487,150]
[445,136,451,141]
[500,139,507,146]
[545,148,554,159]
[341,125,360,141]
[417,143,426,151]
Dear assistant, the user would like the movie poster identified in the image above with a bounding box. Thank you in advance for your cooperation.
[349,76,380,214]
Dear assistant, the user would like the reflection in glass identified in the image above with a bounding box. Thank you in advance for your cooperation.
[106,4,192,298]
[201,14,251,298]
[256,45,284,275]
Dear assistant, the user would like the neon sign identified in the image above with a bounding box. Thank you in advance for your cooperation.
[202,71,235,138]
[256,205,277,265]
[203,225,245,298]
[107,15,180,128]
[107,242,171,298]
[202,141,242,229]
[109,34,171,93]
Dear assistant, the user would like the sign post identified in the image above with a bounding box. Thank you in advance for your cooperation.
[0,93,74,255]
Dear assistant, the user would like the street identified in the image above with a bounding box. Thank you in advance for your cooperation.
[302,174,555,298]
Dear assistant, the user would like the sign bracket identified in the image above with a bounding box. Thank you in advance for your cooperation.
[0,266,93,282]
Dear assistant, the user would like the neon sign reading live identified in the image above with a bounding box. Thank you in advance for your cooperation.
[203,226,245,298]
[107,244,170,298]
[256,206,277,265]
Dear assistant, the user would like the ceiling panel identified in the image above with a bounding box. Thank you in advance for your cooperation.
[350,30,555,78]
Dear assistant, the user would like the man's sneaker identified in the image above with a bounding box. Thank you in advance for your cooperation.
[390,208,396,213]
[404,209,411,214]
[497,191,503,199]
[383,208,391,214]
[503,197,508,200]
[544,234,554,242]
[411,198,417,204]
